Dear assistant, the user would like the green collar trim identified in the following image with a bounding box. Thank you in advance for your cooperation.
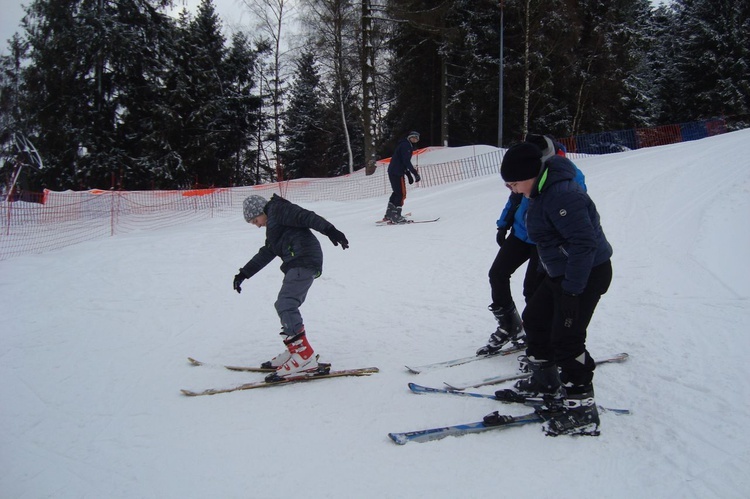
[537,167,549,192]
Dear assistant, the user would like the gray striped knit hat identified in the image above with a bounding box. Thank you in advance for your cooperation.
[243,195,267,222]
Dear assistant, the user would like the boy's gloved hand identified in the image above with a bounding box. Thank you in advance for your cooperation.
[233,269,248,293]
[325,227,349,249]
[560,292,579,327]
[496,228,507,247]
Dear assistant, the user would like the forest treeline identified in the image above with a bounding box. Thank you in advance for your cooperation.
[0,0,747,192]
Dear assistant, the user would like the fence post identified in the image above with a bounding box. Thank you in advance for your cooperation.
[4,198,10,236]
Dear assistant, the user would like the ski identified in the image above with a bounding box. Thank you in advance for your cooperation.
[405,344,524,374]
[187,357,274,372]
[181,366,379,396]
[376,217,440,226]
[388,411,546,445]
[443,352,629,391]
[407,383,631,415]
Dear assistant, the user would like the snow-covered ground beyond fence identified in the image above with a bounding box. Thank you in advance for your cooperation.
[1,145,509,260]
[1,129,749,498]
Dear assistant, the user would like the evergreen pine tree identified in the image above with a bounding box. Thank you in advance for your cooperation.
[300,0,363,173]
[670,0,749,126]
[564,0,653,134]
[20,0,178,190]
[177,0,229,187]
[280,51,329,178]
[223,31,264,185]
[647,4,682,124]
[382,0,446,151]
[0,35,25,149]
[114,3,183,189]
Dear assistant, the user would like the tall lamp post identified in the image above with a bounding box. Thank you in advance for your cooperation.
[498,1,505,148]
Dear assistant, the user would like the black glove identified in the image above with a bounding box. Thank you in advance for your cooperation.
[233,269,247,294]
[325,227,349,249]
[405,171,414,184]
[414,171,421,183]
[559,292,580,327]
[496,228,507,247]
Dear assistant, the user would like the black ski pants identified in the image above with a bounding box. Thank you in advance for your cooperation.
[521,260,612,387]
[488,233,543,310]
[388,174,407,207]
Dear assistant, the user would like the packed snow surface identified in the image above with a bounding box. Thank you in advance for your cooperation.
[2,130,749,498]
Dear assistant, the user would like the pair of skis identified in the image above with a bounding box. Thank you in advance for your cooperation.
[404,343,525,374]
[389,376,631,445]
[375,217,440,226]
[389,351,631,444]
[443,352,629,391]
[182,358,378,396]
[183,350,630,445]
[405,348,628,390]
[408,382,630,415]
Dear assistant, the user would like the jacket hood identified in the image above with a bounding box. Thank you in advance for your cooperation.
[531,156,578,198]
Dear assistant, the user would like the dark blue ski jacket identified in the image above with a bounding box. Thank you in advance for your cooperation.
[525,156,612,295]
[388,138,418,176]
[241,194,334,277]
[497,166,586,244]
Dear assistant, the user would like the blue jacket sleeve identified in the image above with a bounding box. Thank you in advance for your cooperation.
[496,197,514,229]
[497,192,523,230]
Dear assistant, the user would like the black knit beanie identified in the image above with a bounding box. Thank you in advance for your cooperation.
[501,143,543,182]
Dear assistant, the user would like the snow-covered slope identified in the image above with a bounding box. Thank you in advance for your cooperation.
[2,129,749,498]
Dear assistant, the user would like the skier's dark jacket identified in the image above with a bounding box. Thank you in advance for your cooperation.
[526,155,613,295]
[497,146,585,244]
[387,138,418,176]
[240,194,334,278]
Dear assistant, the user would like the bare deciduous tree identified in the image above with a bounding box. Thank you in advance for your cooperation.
[242,0,295,181]
[300,0,359,174]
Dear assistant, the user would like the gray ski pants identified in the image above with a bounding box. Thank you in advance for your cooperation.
[275,267,318,336]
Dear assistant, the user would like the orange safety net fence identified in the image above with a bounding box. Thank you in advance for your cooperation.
[1,146,507,260]
[0,116,728,260]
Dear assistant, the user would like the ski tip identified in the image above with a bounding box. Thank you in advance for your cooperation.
[611,352,629,362]
[181,389,198,396]
[404,365,421,374]
[187,357,202,366]
[605,408,632,415]
[442,382,464,391]
[225,365,275,372]
[388,433,408,445]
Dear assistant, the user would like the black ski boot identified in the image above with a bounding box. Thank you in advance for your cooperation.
[485,357,565,426]
[512,357,563,397]
[543,384,600,436]
[476,305,524,356]
[394,205,408,223]
[383,202,407,224]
